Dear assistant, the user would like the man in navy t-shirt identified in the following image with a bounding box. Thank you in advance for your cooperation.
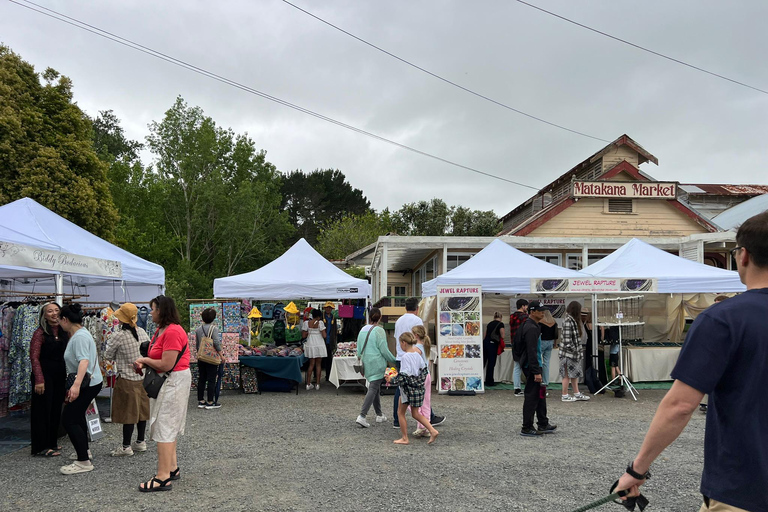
[616,211,768,512]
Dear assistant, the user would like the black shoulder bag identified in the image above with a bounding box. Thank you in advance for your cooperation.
[143,331,188,399]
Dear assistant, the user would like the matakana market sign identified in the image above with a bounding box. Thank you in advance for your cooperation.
[0,241,122,278]
[573,181,677,199]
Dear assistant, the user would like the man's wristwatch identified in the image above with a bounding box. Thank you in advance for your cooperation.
[626,461,651,480]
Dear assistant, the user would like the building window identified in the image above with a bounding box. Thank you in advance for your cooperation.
[386,285,407,306]
[566,253,609,270]
[530,253,562,267]
[446,253,474,271]
[606,198,634,213]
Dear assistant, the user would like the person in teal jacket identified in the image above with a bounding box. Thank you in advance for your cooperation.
[355,308,396,428]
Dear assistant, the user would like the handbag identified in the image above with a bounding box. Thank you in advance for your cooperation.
[353,327,375,377]
[65,371,91,391]
[196,324,221,365]
[142,332,188,399]
[489,322,502,343]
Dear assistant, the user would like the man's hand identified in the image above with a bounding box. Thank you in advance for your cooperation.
[614,472,646,499]
[35,383,45,395]
[533,374,542,383]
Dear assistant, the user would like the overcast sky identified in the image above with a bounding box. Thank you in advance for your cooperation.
[2,0,767,216]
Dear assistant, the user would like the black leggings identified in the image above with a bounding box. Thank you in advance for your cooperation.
[62,383,102,462]
[122,421,147,446]
[197,361,218,403]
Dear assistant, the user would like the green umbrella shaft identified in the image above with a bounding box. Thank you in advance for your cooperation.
[568,492,621,512]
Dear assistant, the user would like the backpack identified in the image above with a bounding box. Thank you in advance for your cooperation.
[260,322,275,344]
[273,319,286,343]
[273,302,285,321]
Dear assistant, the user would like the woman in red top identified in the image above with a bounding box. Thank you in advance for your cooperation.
[29,302,69,457]
[134,295,190,492]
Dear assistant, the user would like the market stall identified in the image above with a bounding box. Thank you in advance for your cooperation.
[421,239,587,393]
[0,198,166,417]
[579,238,746,385]
[212,238,371,393]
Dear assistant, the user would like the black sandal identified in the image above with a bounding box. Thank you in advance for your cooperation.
[170,467,180,481]
[138,476,173,492]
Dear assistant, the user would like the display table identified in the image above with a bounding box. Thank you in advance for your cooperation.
[239,355,307,394]
[622,346,681,382]
[492,348,561,386]
[328,356,366,391]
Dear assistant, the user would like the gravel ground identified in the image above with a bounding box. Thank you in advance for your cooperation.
[0,386,707,512]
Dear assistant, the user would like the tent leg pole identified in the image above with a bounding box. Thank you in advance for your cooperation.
[55,274,64,306]
[591,293,599,370]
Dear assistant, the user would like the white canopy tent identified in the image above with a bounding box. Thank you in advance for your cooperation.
[580,238,746,293]
[213,238,371,300]
[421,238,587,297]
[0,198,165,303]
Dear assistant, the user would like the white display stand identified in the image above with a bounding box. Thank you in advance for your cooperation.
[595,295,645,400]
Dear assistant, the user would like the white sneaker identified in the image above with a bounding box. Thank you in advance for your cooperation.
[306,384,313,391]
[110,445,134,457]
[561,394,576,402]
[375,415,387,423]
[69,449,92,460]
[131,441,147,452]
[356,415,371,428]
[574,393,591,401]
[60,461,94,475]
[315,384,320,391]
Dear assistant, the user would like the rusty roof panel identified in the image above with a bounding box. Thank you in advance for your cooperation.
[680,184,768,195]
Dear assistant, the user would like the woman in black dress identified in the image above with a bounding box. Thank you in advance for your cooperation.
[483,312,505,387]
[29,302,69,457]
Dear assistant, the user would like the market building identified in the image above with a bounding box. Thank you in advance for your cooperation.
[347,134,764,307]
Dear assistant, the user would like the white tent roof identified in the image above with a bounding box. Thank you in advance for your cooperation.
[0,198,165,302]
[422,238,587,296]
[213,238,371,299]
[581,238,745,293]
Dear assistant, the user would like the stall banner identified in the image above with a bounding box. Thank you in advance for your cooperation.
[0,241,122,278]
[436,285,483,394]
[531,278,657,294]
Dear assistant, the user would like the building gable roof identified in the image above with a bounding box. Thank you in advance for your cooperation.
[500,160,719,236]
[500,134,658,225]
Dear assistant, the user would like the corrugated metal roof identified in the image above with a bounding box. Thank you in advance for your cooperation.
[680,184,768,195]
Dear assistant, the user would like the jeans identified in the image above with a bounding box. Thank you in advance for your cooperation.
[360,379,384,417]
[483,340,499,385]
[513,361,522,389]
[540,340,554,386]
[62,383,102,462]
[522,371,548,430]
[197,361,218,403]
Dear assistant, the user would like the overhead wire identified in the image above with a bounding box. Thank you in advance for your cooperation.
[281,0,610,143]
[8,0,541,191]
[513,0,768,96]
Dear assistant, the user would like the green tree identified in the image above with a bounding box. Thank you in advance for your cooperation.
[0,45,118,239]
[450,206,501,236]
[146,97,292,276]
[91,110,176,264]
[281,169,371,245]
[390,199,500,237]
[391,199,451,236]
[316,211,393,260]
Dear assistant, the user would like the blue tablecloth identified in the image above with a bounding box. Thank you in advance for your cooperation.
[238,355,307,383]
